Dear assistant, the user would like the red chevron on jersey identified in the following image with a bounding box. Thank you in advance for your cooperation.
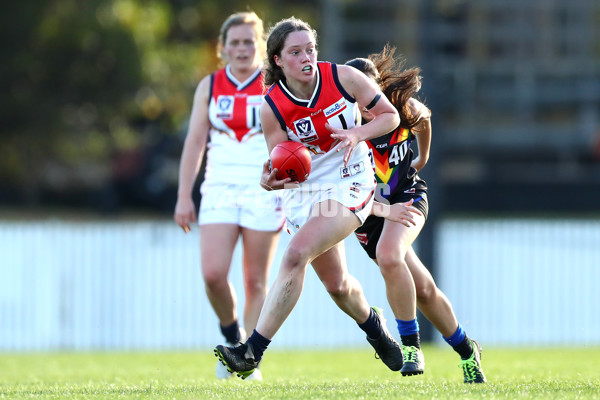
[264,62,358,155]
[209,66,265,142]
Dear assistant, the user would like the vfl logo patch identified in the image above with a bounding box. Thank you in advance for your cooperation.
[340,162,365,179]
[404,188,416,194]
[216,95,234,119]
[296,119,311,134]
[294,117,318,143]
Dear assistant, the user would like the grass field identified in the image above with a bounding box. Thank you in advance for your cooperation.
[1,346,599,399]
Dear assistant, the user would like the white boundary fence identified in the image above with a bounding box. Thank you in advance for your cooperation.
[0,218,598,351]
[437,218,600,346]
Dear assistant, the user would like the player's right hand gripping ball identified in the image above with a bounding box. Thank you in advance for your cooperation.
[270,141,311,183]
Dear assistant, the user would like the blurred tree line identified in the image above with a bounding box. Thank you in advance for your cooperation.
[0,0,317,213]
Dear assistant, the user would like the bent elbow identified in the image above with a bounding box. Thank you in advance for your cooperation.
[390,112,401,131]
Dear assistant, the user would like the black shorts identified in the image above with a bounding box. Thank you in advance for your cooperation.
[354,176,428,260]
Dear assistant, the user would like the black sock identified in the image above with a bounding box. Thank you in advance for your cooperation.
[220,321,241,344]
[453,336,474,359]
[246,329,271,362]
[358,308,382,339]
[401,333,421,349]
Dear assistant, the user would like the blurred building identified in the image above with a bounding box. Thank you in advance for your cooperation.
[321,0,600,213]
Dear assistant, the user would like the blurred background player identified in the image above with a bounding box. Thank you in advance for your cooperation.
[174,11,284,380]
[215,16,405,379]
[346,45,486,383]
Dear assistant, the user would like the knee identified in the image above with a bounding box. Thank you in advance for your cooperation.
[282,244,310,271]
[415,280,436,305]
[322,276,349,298]
[376,249,405,275]
[202,268,227,290]
[244,274,268,297]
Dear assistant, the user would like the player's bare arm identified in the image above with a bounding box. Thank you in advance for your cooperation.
[408,98,432,172]
[259,101,294,190]
[329,64,400,165]
[174,75,211,233]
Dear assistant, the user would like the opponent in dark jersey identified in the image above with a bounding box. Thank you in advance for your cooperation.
[346,45,486,384]
[357,125,429,259]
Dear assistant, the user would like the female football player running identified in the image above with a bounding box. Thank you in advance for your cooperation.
[174,11,284,380]
[215,17,406,379]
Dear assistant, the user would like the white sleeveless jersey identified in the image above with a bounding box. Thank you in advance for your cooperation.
[204,64,268,186]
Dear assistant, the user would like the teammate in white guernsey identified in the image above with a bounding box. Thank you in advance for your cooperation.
[214,17,406,379]
[203,69,265,184]
[174,12,283,381]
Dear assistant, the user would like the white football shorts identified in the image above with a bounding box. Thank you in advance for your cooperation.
[199,183,285,232]
[283,164,376,235]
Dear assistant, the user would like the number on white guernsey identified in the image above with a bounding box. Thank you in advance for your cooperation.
[250,105,261,129]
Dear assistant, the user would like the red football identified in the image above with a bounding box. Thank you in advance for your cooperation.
[270,141,311,183]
